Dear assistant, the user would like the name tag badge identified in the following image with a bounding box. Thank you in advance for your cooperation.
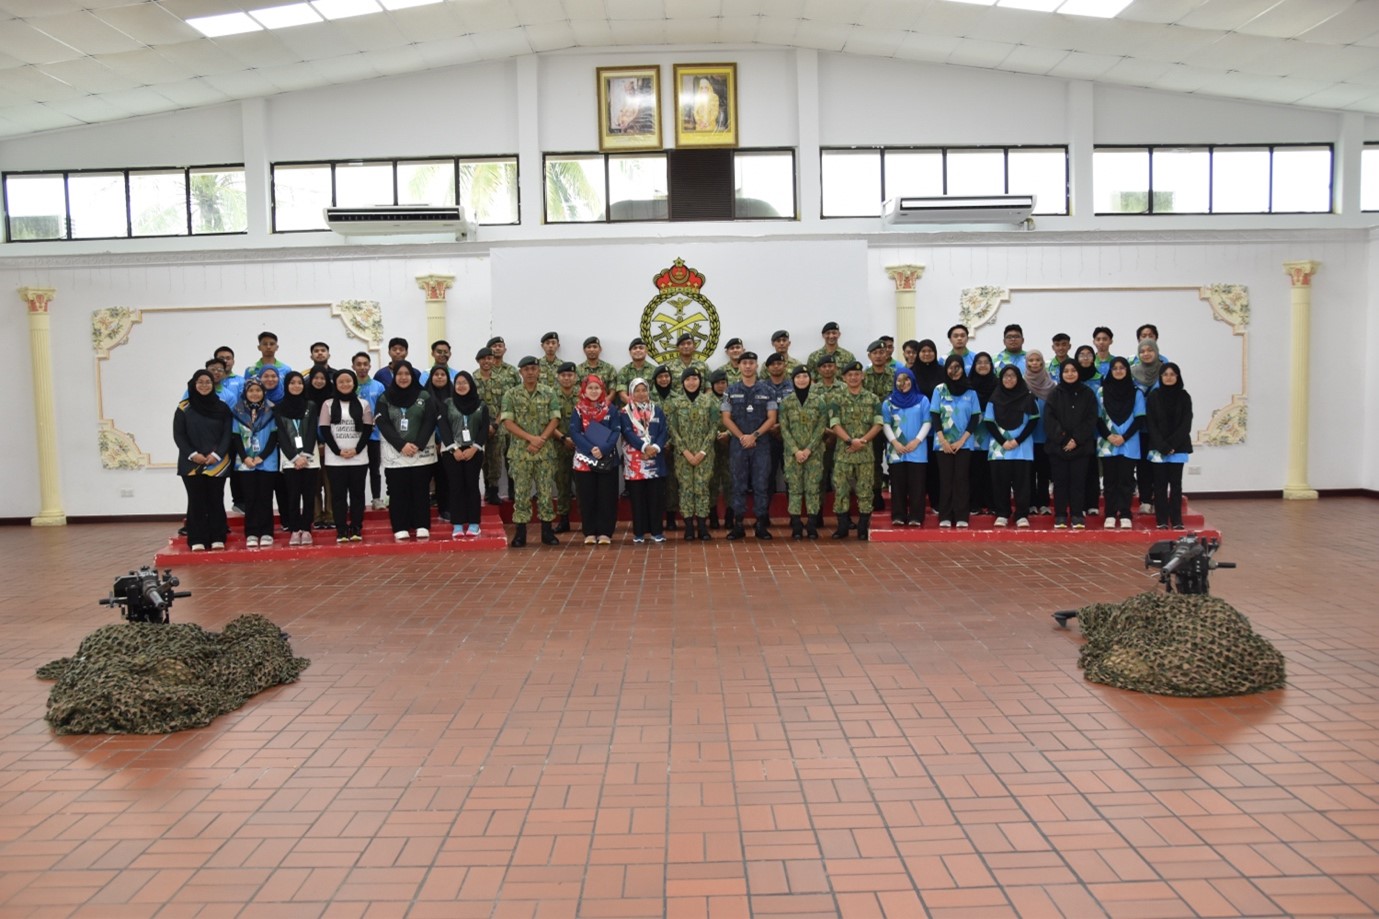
[400,416,409,433]
[460,427,473,446]
[293,435,303,449]
[250,436,260,454]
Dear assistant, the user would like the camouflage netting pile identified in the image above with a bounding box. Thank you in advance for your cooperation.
[1076,592,1285,697]
[37,615,310,735]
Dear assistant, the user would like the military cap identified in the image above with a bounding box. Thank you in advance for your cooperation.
[582,336,599,348]
[676,332,695,346]
[486,336,504,347]
[475,347,494,361]
[764,352,784,366]
[841,360,864,373]
[725,337,743,349]
[518,355,539,368]
[771,329,790,341]
[557,361,577,374]
[822,321,840,333]
[540,331,559,343]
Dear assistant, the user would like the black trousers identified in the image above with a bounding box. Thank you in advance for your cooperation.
[989,459,1031,520]
[627,477,666,538]
[281,467,315,533]
[1135,456,1154,503]
[238,471,277,538]
[366,440,382,500]
[889,461,927,522]
[327,464,367,537]
[926,436,942,511]
[386,465,434,532]
[182,474,227,547]
[934,449,970,524]
[1102,455,1136,519]
[1154,463,1185,526]
[1030,451,1051,513]
[1084,456,1101,514]
[431,456,449,515]
[574,469,620,537]
[969,452,991,513]
[442,452,484,527]
[872,438,886,503]
[1050,453,1089,522]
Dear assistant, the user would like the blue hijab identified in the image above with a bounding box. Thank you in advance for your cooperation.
[889,367,923,409]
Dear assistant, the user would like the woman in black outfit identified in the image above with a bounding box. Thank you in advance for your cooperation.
[438,370,489,537]
[908,339,946,514]
[1144,362,1193,529]
[425,365,454,521]
[1043,360,1098,529]
[967,352,997,515]
[276,371,320,546]
[173,369,233,551]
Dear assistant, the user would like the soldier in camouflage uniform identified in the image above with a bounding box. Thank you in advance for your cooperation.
[707,370,733,528]
[617,337,656,406]
[771,329,803,374]
[715,337,745,384]
[649,365,679,530]
[671,332,711,381]
[552,362,579,533]
[862,339,895,513]
[807,321,857,380]
[537,332,564,389]
[488,336,521,388]
[829,361,884,540]
[778,365,829,539]
[474,347,509,504]
[664,367,717,541]
[576,336,618,395]
[500,356,561,547]
[812,354,846,530]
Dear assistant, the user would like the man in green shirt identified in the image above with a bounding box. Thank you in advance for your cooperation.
[812,354,846,530]
[617,337,655,405]
[671,332,711,380]
[770,329,802,372]
[862,339,894,512]
[575,337,617,395]
[807,321,855,380]
[500,356,561,547]
[829,361,883,540]
[474,347,510,505]
[715,337,745,384]
[778,365,829,539]
[537,332,563,388]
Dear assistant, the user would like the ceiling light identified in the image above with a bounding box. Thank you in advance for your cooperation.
[249,3,324,29]
[999,0,1062,10]
[187,12,265,37]
[379,0,445,9]
[1057,0,1132,17]
[310,0,383,20]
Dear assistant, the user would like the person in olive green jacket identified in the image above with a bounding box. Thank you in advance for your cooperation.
[665,368,718,541]
[778,365,830,540]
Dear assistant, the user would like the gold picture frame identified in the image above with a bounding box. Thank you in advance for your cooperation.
[673,63,738,148]
[597,65,662,152]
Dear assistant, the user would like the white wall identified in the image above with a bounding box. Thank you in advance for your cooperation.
[1093,85,1338,145]
[0,105,245,172]
[1366,234,1379,491]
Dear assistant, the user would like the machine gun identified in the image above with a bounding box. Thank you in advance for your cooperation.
[1053,533,1235,627]
[98,566,191,624]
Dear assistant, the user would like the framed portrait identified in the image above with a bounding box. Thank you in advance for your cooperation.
[673,63,738,148]
[597,65,662,152]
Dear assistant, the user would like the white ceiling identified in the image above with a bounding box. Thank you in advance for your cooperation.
[1,0,1377,140]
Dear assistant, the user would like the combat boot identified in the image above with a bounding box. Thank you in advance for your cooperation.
[553,515,570,534]
[832,513,852,539]
[541,521,560,545]
[683,517,696,541]
[726,522,746,540]
[698,517,712,541]
[707,511,720,529]
[485,486,500,505]
[724,508,736,532]
[856,513,871,541]
[790,515,803,540]
[665,512,678,531]
[754,520,773,540]
[805,517,819,539]
[510,523,527,547]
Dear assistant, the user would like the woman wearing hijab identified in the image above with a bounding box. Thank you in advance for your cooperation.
[650,364,679,531]
[778,365,829,540]
[174,369,233,551]
[258,365,284,404]
[882,367,932,527]
[305,367,335,532]
[374,361,441,540]
[910,339,947,513]
[618,378,669,543]
[319,369,374,543]
[1073,344,1104,518]
[929,355,982,528]
[1024,350,1056,516]
[665,368,718,541]
[1097,357,1145,529]
[569,375,622,545]
[425,364,454,523]
[230,378,279,548]
[1043,360,1098,529]
[983,365,1038,527]
[437,370,489,538]
[1131,338,1164,516]
[276,371,321,546]
[967,352,997,516]
[1145,362,1193,530]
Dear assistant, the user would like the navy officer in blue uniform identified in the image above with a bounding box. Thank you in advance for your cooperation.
[720,351,779,540]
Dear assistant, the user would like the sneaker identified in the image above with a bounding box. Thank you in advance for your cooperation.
[1140,502,1154,516]
[597,536,612,545]
[584,535,596,545]
[191,543,206,552]
[302,532,313,545]
[416,528,429,539]
[350,533,362,542]
[1088,507,1100,516]
[891,517,906,527]
[651,534,666,543]
[909,519,925,528]
[1072,519,1086,530]
[1040,506,1051,515]
[394,531,410,541]
[454,525,466,538]
[1054,518,1068,529]
[260,535,274,548]
[289,532,302,546]
[467,524,481,537]
[994,517,1008,528]
[211,541,225,550]
[337,535,350,544]
[1120,518,1133,529]
[956,520,969,529]
[938,520,952,528]
[245,535,259,548]
[231,503,245,515]
[371,499,385,511]
[633,536,645,544]
[1104,516,1117,530]
[1016,517,1029,528]
[1157,524,1169,530]
[1173,524,1186,531]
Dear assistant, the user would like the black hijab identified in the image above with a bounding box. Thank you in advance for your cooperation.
[681,367,702,402]
[386,360,422,409]
[329,369,364,425]
[452,371,482,415]
[425,367,453,406]
[990,365,1034,430]
[910,339,945,397]
[185,370,229,419]
[1074,345,1099,383]
[653,365,673,401]
[941,355,970,397]
[1056,360,1085,396]
[792,366,812,405]
[1100,357,1137,424]
[969,352,997,408]
[276,371,311,420]
[1149,362,1188,418]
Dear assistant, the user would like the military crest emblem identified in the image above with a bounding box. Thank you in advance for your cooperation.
[641,258,721,364]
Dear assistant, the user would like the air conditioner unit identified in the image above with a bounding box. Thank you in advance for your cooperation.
[324,205,476,240]
[882,195,1035,227]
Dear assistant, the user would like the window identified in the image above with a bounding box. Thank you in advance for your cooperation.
[821,146,1069,217]
[1362,146,1379,211]
[543,149,796,223]
[459,158,518,225]
[2,165,247,242]
[1093,145,1332,214]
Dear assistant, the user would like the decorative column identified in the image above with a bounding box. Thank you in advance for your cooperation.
[1282,261,1320,500]
[19,287,66,526]
[415,274,454,348]
[885,264,925,343]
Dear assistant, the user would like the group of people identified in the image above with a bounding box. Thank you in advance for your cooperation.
[172,320,1194,551]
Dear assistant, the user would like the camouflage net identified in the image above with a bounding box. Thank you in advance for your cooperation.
[37,615,310,735]
[1076,592,1285,697]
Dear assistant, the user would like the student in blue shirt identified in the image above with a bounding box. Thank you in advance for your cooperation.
[351,352,387,510]
[882,368,931,527]
[929,356,981,528]
[243,330,292,381]
[1073,344,1103,518]
[984,365,1038,527]
[1097,357,1145,529]
[1023,350,1057,516]
[230,378,279,548]
[1091,326,1119,378]
[968,352,997,516]
[994,324,1027,375]
[1130,338,1165,515]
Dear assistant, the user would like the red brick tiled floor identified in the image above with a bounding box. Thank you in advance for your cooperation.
[2,498,1376,918]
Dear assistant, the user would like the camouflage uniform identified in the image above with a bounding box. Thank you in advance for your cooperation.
[500,383,560,523]
[575,359,618,395]
[538,356,564,390]
[475,370,510,496]
[671,357,711,381]
[715,360,743,385]
[553,386,578,516]
[709,414,732,518]
[862,364,895,501]
[650,385,678,514]
[814,378,847,499]
[664,392,718,517]
[616,361,656,400]
[830,389,883,515]
[778,387,830,516]
[807,346,856,380]
[494,361,521,389]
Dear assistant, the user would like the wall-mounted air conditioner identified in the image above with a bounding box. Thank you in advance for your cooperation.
[324,205,476,240]
[882,195,1035,227]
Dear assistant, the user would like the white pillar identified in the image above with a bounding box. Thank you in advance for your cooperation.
[19,286,66,526]
[416,274,455,348]
[885,264,925,343]
[1282,260,1320,500]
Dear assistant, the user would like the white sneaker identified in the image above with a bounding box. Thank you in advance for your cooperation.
[956,520,969,529]
[1120,517,1133,529]
[1016,517,1029,528]
[938,520,952,528]
[1088,507,1100,516]
[1040,506,1051,515]
[210,541,225,551]
[1140,503,1153,515]
[191,544,206,552]
[245,536,259,548]
[416,528,429,539]
[260,535,274,548]
[994,517,1008,528]
[1104,516,1117,529]
[394,530,409,541]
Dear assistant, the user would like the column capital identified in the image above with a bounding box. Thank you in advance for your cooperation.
[416,274,455,301]
[1283,260,1320,287]
[19,286,56,313]
[885,264,925,292]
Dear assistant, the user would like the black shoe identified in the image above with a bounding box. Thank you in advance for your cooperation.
[755,522,773,540]
[541,521,560,545]
[874,495,885,511]
[832,513,852,539]
[665,513,678,531]
[684,517,697,541]
[485,488,500,505]
[177,525,188,537]
[553,515,570,534]
[790,515,803,540]
[510,523,527,548]
[856,513,870,541]
[811,512,824,531]
[806,518,819,539]
[724,509,737,531]
[707,512,720,529]
[698,518,712,541]
[727,524,745,541]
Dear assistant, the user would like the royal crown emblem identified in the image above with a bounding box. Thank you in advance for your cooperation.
[641,258,721,365]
